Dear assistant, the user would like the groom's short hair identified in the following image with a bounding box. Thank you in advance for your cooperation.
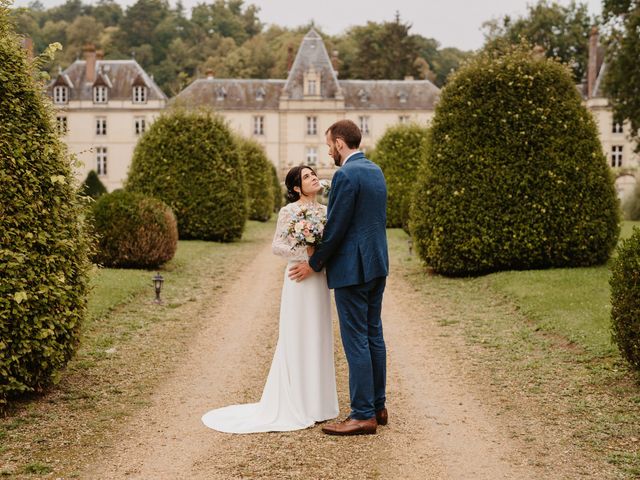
[326,120,361,149]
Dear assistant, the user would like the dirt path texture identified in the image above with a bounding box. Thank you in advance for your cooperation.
[82,236,601,480]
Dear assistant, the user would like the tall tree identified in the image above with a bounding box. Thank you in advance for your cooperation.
[603,0,640,152]
[482,0,593,81]
[191,0,261,46]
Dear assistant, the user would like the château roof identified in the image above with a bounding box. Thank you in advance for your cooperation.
[282,28,342,100]
[46,59,167,101]
[173,28,440,110]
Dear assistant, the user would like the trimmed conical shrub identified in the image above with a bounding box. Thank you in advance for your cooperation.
[0,8,91,409]
[82,170,107,199]
[127,108,248,241]
[610,228,640,371]
[410,46,620,276]
[271,163,283,212]
[91,190,178,268]
[236,137,274,222]
[373,123,429,230]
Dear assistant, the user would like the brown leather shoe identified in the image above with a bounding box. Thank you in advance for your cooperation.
[376,408,388,426]
[322,417,377,436]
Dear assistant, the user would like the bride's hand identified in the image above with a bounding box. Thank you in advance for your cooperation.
[307,245,315,256]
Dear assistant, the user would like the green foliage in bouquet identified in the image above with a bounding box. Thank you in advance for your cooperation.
[610,227,640,371]
[373,123,429,230]
[0,4,91,410]
[236,136,274,222]
[409,45,620,276]
[90,190,178,268]
[127,108,248,241]
[82,170,107,199]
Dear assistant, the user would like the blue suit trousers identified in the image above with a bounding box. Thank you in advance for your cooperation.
[334,276,387,420]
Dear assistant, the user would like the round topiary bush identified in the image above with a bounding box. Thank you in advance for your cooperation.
[127,108,248,241]
[373,123,429,230]
[610,228,640,371]
[82,169,107,199]
[90,190,178,268]
[409,45,620,276]
[236,137,274,222]
[0,9,91,409]
[270,163,283,212]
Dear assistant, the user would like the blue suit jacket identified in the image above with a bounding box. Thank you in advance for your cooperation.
[309,152,389,289]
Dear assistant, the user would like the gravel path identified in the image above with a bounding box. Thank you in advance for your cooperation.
[83,240,556,479]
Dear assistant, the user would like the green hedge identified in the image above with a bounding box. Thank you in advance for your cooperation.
[271,163,283,211]
[82,170,107,199]
[409,46,620,276]
[236,137,274,222]
[127,108,248,241]
[373,123,429,230]
[0,8,91,410]
[91,190,178,268]
[610,228,640,371]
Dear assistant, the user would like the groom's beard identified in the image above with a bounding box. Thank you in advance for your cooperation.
[332,149,342,167]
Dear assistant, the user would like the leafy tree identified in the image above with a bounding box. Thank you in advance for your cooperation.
[236,136,274,222]
[373,123,429,230]
[603,0,640,153]
[0,3,91,410]
[409,45,620,276]
[82,170,107,199]
[191,0,261,46]
[127,108,248,241]
[482,0,593,82]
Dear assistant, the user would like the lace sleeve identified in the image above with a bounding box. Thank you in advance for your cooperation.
[272,206,309,261]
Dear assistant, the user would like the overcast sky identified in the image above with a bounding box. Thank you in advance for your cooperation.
[12,0,604,50]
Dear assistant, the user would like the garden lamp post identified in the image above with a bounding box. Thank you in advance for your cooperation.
[153,273,164,304]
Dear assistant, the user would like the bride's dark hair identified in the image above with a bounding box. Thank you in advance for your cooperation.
[285,165,317,202]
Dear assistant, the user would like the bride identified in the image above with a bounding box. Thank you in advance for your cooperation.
[201,165,339,433]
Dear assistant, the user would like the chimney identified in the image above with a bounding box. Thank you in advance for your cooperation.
[96,49,104,61]
[287,46,295,72]
[404,75,414,81]
[20,37,33,60]
[587,26,598,98]
[205,68,215,80]
[83,44,97,83]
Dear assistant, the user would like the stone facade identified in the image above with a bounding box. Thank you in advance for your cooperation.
[173,29,440,179]
[46,46,167,191]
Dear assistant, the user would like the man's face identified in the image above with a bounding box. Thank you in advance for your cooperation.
[326,133,342,167]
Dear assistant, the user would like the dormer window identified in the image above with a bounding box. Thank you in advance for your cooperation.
[216,87,227,101]
[53,86,68,104]
[304,67,320,97]
[398,92,409,104]
[133,85,147,104]
[256,87,266,102]
[93,86,108,103]
[357,89,369,103]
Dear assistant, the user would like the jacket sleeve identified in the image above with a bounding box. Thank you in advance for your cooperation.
[272,206,309,261]
[309,170,356,272]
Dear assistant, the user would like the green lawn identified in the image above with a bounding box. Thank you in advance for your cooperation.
[485,221,640,357]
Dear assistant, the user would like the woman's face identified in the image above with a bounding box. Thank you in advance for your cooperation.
[299,168,321,196]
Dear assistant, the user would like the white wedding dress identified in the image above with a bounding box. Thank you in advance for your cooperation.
[201,202,339,433]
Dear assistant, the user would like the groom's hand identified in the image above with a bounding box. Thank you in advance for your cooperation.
[289,261,313,282]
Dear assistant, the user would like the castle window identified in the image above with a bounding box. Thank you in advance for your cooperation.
[256,87,266,102]
[96,147,108,175]
[53,86,68,104]
[359,116,370,135]
[306,146,318,166]
[56,116,68,135]
[612,121,623,134]
[306,116,317,135]
[133,85,147,104]
[399,115,410,124]
[611,145,623,167]
[304,67,320,97]
[93,86,108,103]
[135,117,146,135]
[96,117,107,136]
[216,87,226,101]
[254,116,265,135]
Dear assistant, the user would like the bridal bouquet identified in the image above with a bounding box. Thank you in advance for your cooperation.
[284,206,326,249]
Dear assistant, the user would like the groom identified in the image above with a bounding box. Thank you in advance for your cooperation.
[289,119,389,436]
